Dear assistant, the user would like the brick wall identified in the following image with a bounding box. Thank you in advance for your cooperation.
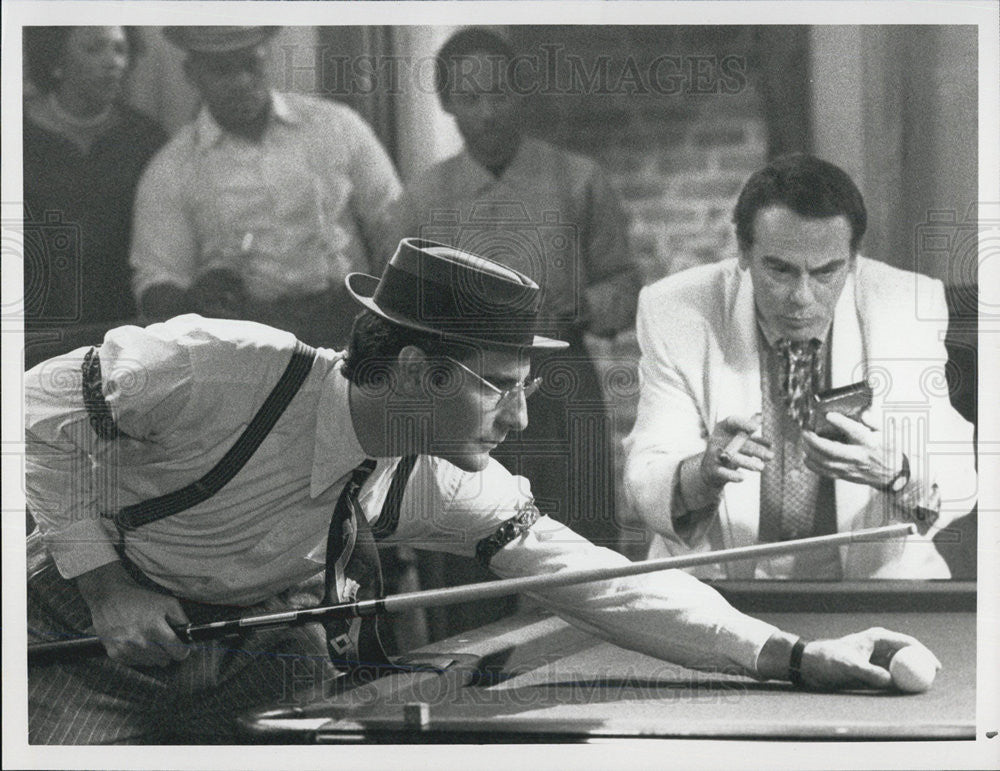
[508,26,769,554]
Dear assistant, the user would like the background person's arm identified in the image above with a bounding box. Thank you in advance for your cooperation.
[580,165,641,337]
[130,145,199,320]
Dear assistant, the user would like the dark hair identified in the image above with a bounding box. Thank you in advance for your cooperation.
[342,311,485,389]
[23,26,144,93]
[732,153,868,254]
[435,27,515,98]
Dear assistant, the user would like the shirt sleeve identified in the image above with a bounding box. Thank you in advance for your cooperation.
[369,186,420,275]
[622,288,715,545]
[129,143,200,298]
[387,455,777,676]
[386,456,530,556]
[580,165,641,336]
[493,518,779,677]
[340,109,403,270]
[24,324,194,579]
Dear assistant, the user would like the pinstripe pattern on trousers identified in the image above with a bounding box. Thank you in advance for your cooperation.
[26,533,340,744]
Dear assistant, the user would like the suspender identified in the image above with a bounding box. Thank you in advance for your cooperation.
[89,341,318,531]
[85,336,419,543]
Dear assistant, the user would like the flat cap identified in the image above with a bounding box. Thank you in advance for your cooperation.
[163,26,281,54]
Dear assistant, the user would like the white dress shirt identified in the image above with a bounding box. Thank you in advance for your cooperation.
[130,92,401,300]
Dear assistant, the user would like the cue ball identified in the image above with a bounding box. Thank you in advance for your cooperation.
[889,646,939,693]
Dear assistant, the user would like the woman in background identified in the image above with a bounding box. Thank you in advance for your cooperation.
[23,26,166,348]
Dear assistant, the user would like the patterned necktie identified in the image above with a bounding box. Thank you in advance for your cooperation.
[761,336,830,543]
[776,338,824,427]
[323,459,394,672]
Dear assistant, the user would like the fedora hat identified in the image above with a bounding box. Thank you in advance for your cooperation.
[163,26,281,54]
[346,238,567,350]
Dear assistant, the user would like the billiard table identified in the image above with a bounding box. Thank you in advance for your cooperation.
[239,581,976,743]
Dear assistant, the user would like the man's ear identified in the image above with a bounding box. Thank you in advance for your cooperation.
[395,345,429,395]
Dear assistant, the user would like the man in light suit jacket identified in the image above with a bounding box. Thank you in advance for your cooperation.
[623,154,977,579]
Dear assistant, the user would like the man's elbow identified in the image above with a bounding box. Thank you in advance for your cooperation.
[622,453,680,536]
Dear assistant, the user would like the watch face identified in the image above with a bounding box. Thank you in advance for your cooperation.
[891,472,909,493]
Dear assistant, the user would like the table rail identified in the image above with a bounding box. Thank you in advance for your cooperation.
[706,580,976,613]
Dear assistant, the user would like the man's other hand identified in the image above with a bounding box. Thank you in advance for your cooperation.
[801,409,904,489]
[189,268,250,319]
[139,283,194,320]
[699,414,773,488]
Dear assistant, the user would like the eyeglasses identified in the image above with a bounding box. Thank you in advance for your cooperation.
[442,356,542,410]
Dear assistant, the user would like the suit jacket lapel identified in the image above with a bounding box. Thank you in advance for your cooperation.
[829,268,865,390]
[828,270,875,556]
[717,264,763,573]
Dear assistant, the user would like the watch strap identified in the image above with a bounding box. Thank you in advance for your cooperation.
[881,452,911,494]
[788,637,808,687]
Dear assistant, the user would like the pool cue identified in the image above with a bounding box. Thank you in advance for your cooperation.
[28,522,914,664]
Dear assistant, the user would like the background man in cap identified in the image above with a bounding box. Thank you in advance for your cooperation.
[27,239,938,743]
[129,26,400,349]
[624,154,977,580]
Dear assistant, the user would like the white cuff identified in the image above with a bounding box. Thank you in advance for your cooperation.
[41,518,121,580]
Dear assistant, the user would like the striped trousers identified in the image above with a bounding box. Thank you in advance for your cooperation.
[26,534,341,744]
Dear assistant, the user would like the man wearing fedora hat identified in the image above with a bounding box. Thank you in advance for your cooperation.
[129,26,400,349]
[26,240,937,743]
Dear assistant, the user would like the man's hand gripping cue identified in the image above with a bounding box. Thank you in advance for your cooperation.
[75,561,191,668]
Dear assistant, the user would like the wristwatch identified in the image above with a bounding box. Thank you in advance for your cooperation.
[881,453,911,494]
[788,637,808,688]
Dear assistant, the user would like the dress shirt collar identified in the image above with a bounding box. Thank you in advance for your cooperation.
[753,311,832,351]
[752,305,833,350]
[193,90,300,149]
[310,359,369,498]
[754,322,830,380]
[455,135,543,196]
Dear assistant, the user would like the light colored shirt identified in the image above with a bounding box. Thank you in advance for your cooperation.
[130,92,401,300]
[25,315,779,676]
[379,137,637,335]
